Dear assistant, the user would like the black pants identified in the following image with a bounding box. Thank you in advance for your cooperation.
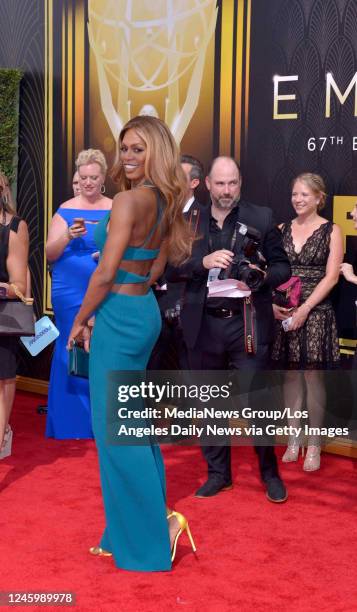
[187,310,279,484]
[147,317,189,370]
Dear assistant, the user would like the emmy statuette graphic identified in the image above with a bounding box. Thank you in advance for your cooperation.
[88,0,217,144]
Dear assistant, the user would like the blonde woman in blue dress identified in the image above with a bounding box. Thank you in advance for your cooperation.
[68,116,195,571]
[46,149,112,439]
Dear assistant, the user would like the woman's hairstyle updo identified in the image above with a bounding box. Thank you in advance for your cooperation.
[293,173,327,211]
[111,115,192,264]
[75,148,108,176]
[0,171,16,215]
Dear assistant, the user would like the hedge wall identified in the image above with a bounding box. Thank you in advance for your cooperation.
[0,68,22,182]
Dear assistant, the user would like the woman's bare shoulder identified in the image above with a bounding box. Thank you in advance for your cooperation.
[59,197,79,209]
[112,187,154,208]
[8,216,28,233]
[9,217,28,246]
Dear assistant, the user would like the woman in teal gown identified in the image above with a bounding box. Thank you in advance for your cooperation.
[68,116,195,571]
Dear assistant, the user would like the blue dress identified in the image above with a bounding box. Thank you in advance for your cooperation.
[89,194,172,571]
[46,208,109,439]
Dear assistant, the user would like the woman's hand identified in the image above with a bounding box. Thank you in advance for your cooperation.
[67,319,92,352]
[340,262,357,284]
[46,213,86,262]
[288,303,310,331]
[203,249,234,270]
[68,220,87,240]
[272,304,294,320]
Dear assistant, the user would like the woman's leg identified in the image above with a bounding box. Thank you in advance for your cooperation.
[282,371,304,462]
[0,378,16,453]
[89,292,172,571]
[303,370,325,471]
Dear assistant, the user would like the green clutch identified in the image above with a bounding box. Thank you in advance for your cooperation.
[68,343,89,378]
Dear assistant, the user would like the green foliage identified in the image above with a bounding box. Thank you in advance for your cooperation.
[0,68,23,182]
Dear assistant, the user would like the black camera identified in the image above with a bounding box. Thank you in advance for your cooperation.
[218,222,266,291]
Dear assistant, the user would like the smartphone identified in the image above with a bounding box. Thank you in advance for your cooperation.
[73,217,85,228]
[282,317,293,332]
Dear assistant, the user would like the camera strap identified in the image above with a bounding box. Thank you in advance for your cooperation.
[243,295,257,355]
[208,211,257,355]
[234,213,257,355]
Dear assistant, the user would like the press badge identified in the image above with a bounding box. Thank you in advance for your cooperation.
[207,267,221,283]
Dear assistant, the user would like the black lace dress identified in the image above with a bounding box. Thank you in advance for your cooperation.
[0,216,21,379]
[271,220,340,369]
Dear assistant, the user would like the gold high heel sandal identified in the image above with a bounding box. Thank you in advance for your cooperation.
[167,510,197,562]
[89,546,112,557]
[0,425,13,460]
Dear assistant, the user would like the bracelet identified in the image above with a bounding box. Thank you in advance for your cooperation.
[301,302,312,312]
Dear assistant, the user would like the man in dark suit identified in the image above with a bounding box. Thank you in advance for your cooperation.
[148,155,204,369]
[166,156,291,502]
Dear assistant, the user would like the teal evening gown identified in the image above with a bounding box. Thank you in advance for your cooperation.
[89,193,172,571]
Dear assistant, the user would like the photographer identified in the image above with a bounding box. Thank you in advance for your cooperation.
[148,154,203,370]
[166,156,291,502]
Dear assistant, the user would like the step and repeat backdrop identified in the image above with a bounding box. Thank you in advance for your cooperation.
[0,0,356,379]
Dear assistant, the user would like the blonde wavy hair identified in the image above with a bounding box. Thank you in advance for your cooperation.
[0,171,16,215]
[111,115,192,264]
[75,148,108,175]
[293,173,327,211]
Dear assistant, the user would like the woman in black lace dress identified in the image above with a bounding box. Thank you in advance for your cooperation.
[271,173,343,471]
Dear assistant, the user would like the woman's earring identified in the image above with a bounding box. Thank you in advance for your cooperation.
[100,184,106,194]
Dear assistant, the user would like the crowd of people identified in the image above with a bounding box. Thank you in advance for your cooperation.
[0,115,356,572]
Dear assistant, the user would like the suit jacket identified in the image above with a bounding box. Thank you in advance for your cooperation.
[166,199,291,349]
[154,198,202,313]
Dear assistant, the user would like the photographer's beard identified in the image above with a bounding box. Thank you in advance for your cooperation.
[211,194,240,212]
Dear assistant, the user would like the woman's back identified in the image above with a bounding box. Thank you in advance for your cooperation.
[95,184,166,286]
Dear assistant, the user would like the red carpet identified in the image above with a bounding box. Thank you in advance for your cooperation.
[1,392,357,612]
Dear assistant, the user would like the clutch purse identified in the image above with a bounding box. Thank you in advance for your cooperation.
[68,342,89,378]
[273,276,302,309]
[0,283,35,336]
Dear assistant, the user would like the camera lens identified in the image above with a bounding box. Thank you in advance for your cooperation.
[238,261,264,291]
[246,269,264,291]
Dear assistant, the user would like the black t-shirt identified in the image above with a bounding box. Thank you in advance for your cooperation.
[207,205,246,309]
